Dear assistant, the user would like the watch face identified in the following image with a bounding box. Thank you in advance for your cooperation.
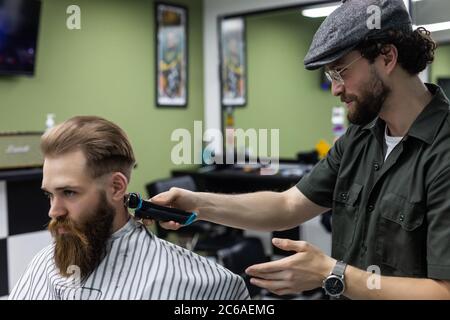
[324,275,345,296]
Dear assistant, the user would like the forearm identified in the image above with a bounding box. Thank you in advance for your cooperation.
[195,187,328,232]
[343,265,450,300]
[196,191,294,231]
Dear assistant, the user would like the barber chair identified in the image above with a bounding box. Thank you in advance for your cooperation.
[217,237,269,298]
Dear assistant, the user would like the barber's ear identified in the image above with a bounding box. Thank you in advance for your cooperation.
[381,44,398,75]
[109,172,128,201]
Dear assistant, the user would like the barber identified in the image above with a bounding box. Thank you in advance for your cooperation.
[151,0,450,299]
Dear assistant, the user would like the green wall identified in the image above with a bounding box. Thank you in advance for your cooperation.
[431,44,450,83]
[229,10,340,158]
[0,0,203,196]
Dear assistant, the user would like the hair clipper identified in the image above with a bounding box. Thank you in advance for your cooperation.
[124,192,197,226]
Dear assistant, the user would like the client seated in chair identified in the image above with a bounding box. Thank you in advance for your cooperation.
[9,116,249,300]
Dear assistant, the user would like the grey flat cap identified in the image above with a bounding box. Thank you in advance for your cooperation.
[304,0,412,70]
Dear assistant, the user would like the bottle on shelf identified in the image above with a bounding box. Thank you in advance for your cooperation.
[45,113,56,132]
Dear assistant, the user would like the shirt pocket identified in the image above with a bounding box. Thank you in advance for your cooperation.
[332,183,363,250]
[376,193,427,276]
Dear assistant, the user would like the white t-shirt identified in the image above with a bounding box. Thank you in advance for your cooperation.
[384,125,403,161]
[8,219,250,300]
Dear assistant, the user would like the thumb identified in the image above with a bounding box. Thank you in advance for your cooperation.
[272,238,306,253]
[150,190,176,205]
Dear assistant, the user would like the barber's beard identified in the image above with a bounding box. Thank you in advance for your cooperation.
[344,67,391,126]
[48,191,115,280]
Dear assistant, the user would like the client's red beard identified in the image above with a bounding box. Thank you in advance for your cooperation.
[48,191,115,279]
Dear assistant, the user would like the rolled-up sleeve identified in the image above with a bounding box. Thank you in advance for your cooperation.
[426,166,450,280]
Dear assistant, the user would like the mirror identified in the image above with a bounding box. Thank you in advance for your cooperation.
[220,3,342,163]
[219,1,450,164]
[431,44,450,98]
[411,0,450,97]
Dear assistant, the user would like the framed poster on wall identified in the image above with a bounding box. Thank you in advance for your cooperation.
[220,17,247,107]
[156,3,188,107]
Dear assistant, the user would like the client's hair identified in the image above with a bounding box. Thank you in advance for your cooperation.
[41,116,136,181]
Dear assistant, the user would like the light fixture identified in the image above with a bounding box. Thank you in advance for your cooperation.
[301,4,340,18]
[414,21,450,32]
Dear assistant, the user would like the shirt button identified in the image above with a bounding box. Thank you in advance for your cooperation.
[399,214,405,222]
[368,205,374,212]
[340,192,348,201]
[373,162,380,171]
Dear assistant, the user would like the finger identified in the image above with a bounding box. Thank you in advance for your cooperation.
[271,288,296,296]
[150,190,177,205]
[272,238,308,253]
[244,270,287,281]
[245,258,289,274]
[159,221,182,230]
[142,219,154,226]
[132,215,154,226]
[249,277,290,292]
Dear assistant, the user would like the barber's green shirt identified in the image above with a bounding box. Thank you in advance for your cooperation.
[297,84,450,280]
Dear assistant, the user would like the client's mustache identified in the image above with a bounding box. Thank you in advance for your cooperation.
[48,217,89,246]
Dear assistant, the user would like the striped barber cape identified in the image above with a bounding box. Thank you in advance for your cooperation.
[8,219,250,300]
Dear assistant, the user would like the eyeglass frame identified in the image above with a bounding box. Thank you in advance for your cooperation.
[325,55,364,85]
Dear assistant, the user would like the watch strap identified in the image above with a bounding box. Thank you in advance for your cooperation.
[332,260,347,278]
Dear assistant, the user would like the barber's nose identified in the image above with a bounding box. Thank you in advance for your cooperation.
[48,197,67,219]
[331,81,344,97]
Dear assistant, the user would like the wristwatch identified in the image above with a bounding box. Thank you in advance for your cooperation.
[322,260,347,298]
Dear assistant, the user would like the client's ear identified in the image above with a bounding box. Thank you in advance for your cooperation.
[109,172,128,201]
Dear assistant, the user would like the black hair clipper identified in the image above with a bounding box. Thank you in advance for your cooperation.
[124,192,197,226]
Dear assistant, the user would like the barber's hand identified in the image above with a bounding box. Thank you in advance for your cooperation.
[141,187,200,230]
[245,238,336,296]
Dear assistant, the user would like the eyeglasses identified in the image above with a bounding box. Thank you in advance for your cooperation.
[325,55,364,86]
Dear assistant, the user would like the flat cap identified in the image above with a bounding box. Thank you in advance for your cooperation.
[304,0,412,70]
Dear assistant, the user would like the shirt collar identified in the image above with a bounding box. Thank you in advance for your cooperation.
[362,83,450,145]
[406,83,450,144]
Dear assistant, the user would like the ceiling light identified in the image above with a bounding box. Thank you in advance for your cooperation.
[301,4,340,18]
[414,21,450,32]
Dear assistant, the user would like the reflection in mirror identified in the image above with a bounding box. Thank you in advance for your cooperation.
[221,5,342,163]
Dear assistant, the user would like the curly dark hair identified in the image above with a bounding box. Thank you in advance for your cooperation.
[356,27,437,75]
